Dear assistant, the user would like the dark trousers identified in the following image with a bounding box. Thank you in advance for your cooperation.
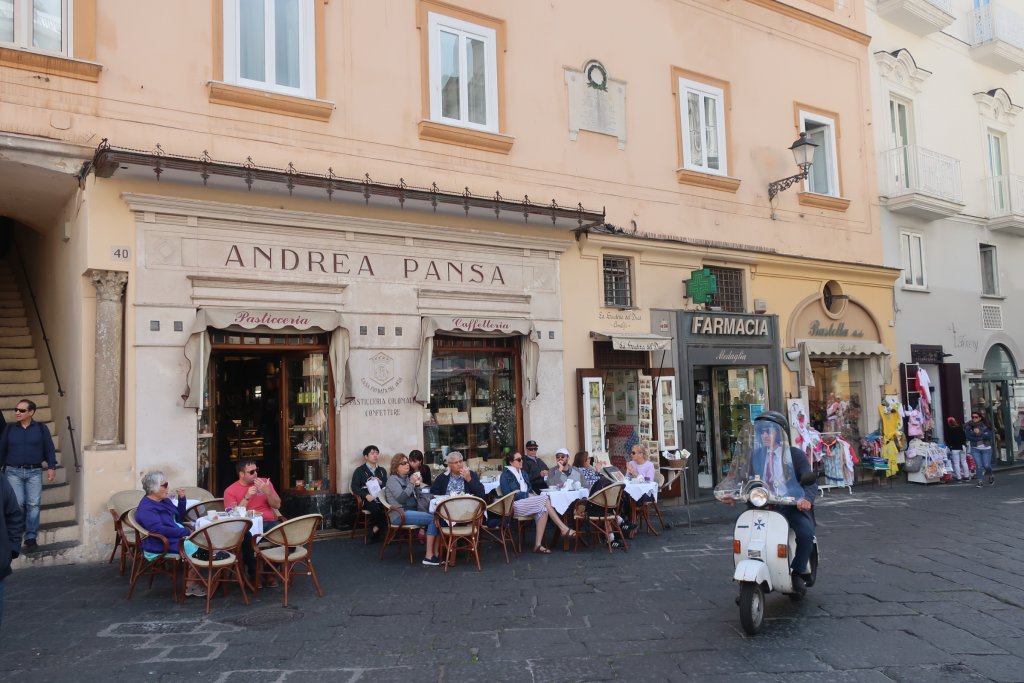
[778,506,815,575]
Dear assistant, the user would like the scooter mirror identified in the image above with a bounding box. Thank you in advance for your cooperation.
[798,470,819,487]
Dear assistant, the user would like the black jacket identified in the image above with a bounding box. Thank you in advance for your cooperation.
[430,470,485,497]
[350,462,387,502]
[945,424,967,450]
[522,454,550,491]
[1,475,24,580]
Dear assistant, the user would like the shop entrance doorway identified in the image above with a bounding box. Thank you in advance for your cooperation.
[200,331,334,518]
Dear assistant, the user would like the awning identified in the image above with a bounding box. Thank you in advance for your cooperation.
[798,340,893,387]
[182,307,352,408]
[414,316,539,405]
[590,331,672,352]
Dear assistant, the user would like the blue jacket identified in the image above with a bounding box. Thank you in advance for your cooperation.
[751,445,817,502]
[966,421,993,448]
[135,495,188,554]
[499,467,535,501]
[429,470,485,497]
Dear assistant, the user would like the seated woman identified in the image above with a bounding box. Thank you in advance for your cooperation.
[135,470,206,597]
[384,454,444,567]
[407,450,432,486]
[572,451,602,488]
[499,451,575,554]
[625,445,656,481]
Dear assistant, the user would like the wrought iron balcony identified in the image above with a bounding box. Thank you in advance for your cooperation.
[985,175,1024,235]
[877,0,954,36]
[880,145,963,220]
[971,2,1024,73]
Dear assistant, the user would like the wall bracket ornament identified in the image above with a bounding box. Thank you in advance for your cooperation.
[975,88,1022,125]
[874,49,932,93]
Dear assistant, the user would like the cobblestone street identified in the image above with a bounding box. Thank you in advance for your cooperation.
[6,474,1024,682]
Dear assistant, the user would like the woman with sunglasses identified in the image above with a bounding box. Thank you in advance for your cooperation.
[499,451,575,553]
[966,412,995,487]
[135,470,205,596]
[384,454,442,566]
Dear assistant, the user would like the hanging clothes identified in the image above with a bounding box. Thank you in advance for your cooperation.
[916,367,932,404]
[820,437,845,486]
[906,408,924,438]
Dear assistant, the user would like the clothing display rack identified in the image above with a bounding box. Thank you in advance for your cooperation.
[816,432,853,495]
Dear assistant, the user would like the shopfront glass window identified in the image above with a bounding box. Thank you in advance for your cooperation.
[712,367,767,481]
[424,336,520,466]
[809,358,866,454]
[285,352,331,492]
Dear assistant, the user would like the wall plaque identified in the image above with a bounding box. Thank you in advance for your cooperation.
[564,60,627,149]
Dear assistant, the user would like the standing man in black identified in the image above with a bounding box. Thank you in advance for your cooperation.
[350,445,387,542]
[522,440,550,491]
[0,473,24,629]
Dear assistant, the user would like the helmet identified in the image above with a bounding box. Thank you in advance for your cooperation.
[755,410,789,433]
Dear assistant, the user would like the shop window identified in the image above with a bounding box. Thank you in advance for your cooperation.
[808,358,866,455]
[426,9,499,132]
[603,255,633,308]
[424,335,521,465]
[1,0,66,53]
[900,232,926,289]
[979,243,999,295]
[593,341,647,370]
[678,75,728,175]
[222,0,317,98]
[706,266,744,313]
[799,109,840,197]
[822,280,847,315]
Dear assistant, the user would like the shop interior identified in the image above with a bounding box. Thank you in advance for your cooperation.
[692,366,767,494]
[808,358,866,454]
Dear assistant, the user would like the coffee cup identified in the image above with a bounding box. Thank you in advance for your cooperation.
[206,510,217,519]
[236,506,247,517]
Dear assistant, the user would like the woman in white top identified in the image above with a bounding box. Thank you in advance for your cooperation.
[498,451,574,553]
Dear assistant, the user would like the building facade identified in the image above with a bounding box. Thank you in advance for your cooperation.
[868,0,1024,464]
[0,0,895,559]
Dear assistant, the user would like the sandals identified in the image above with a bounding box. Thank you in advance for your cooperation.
[563,529,577,538]
[533,545,551,554]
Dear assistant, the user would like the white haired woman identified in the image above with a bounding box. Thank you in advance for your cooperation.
[135,470,205,597]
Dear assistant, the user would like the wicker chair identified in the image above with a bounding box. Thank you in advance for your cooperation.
[378,489,425,563]
[255,514,324,607]
[182,517,253,614]
[435,495,486,572]
[184,498,225,523]
[181,486,216,502]
[480,491,516,563]
[581,483,628,553]
[351,492,371,542]
[124,509,183,602]
[635,475,666,535]
[107,490,144,575]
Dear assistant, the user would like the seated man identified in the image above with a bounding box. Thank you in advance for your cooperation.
[224,460,282,587]
[351,445,388,543]
[545,448,582,488]
[750,411,817,593]
[429,451,485,498]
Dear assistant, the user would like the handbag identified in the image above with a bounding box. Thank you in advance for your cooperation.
[416,491,434,513]
[904,455,923,473]
[191,548,230,561]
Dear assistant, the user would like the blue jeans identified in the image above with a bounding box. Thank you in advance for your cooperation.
[972,447,993,480]
[392,510,438,536]
[6,467,42,541]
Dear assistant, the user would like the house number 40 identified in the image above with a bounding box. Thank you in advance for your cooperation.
[111,246,130,261]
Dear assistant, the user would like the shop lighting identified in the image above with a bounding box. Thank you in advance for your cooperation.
[767,132,818,201]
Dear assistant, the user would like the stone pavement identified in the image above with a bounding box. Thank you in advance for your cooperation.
[5,473,1024,682]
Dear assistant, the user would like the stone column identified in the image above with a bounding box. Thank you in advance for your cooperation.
[88,269,128,448]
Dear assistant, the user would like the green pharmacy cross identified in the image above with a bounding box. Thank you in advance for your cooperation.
[686,268,718,304]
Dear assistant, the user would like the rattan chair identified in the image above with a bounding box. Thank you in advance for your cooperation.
[378,489,425,563]
[581,483,628,553]
[182,517,253,614]
[351,492,371,542]
[435,495,486,572]
[480,491,516,563]
[635,475,666,535]
[107,490,144,574]
[124,508,183,602]
[184,498,225,523]
[255,514,323,607]
[181,486,216,502]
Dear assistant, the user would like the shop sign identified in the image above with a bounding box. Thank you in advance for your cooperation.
[360,352,403,394]
[450,317,513,333]
[689,314,769,337]
[910,344,946,364]
[232,310,312,327]
[808,320,864,338]
[688,346,773,366]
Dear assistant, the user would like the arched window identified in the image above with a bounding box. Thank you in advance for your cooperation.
[983,344,1016,377]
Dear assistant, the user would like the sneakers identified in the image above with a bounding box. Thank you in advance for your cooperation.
[422,556,441,566]
[23,538,38,550]
[989,475,996,486]
[977,479,985,488]
[185,584,207,597]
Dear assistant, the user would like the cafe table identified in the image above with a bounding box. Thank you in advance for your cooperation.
[194,511,264,538]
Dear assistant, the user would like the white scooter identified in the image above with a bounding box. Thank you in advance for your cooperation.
[719,474,819,635]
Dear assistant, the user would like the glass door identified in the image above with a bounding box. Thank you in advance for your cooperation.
[711,367,768,484]
[656,375,678,450]
[582,375,607,458]
[284,352,332,493]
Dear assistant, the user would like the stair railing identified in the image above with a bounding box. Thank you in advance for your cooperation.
[14,248,80,473]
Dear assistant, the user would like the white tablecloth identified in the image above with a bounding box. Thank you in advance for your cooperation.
[194,513,264,537]
[544,489,589,515]
[428,496,449,514]
[171,498,201,511]
[623,481,658,502]
[481,480,501,495]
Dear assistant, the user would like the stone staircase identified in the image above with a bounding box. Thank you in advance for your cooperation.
[0,262,80,568]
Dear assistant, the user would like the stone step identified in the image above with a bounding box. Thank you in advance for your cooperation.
[0,308,25,318]
[11,540,82,569]
[0,316,27,327]
[0,347,36,359]
[0,335,33,348]
[40,501,75,524]
[0,327,30,339]
[0,369,41,383]
[33,520,80,546]
[0,357,38,370]
[0,381,44,396]
[0,394,50,410]
[42,481,70,506]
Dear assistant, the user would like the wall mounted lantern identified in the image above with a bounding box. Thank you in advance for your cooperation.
[767,132,818,201]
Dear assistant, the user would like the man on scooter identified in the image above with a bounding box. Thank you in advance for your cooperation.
[750,411,817,595]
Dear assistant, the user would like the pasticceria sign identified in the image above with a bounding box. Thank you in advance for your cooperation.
[689,314,770,337]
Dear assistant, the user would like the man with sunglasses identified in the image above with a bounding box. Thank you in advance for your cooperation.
[522,440,550,492]
[0,399,55,550]
[224,460,282,586]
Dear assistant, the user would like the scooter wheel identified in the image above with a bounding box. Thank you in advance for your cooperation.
[739,583,764,635]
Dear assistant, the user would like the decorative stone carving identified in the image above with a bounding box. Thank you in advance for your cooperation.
[88,269,128,448]
[874,49,932,93]
[974,88,1022,125]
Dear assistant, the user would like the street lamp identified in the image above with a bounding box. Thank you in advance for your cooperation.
[767,132,818,201]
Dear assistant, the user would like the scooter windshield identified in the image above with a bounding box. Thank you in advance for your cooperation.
[713,420,799,500]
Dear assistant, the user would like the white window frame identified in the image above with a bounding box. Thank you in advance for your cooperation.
[678,77,728,176]
[0,0,70,55]
[799,110,840,197]
[979,243,999,296]
[899,231,927,290]
[223,0,316,99]
[426,11,499,133]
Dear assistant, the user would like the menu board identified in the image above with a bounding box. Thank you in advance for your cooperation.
[637,373,653,440]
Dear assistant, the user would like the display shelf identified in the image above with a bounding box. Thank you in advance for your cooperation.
[425,362,515,464]
[286,352,330,493]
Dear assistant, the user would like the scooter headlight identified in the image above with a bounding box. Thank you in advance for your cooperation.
[749,486,769,508]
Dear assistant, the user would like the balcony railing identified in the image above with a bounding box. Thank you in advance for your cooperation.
[927,0,951,12]
[882,145,962,203]
[985,175,1024,217]
[972,2,1024,50]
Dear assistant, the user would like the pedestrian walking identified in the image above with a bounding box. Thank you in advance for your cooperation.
[0,400,56,550]
[0,473,24,629]
[944,417,969,482]
[966,411,994,488]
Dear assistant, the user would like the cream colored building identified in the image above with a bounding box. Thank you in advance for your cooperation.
[0,0,894,560]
